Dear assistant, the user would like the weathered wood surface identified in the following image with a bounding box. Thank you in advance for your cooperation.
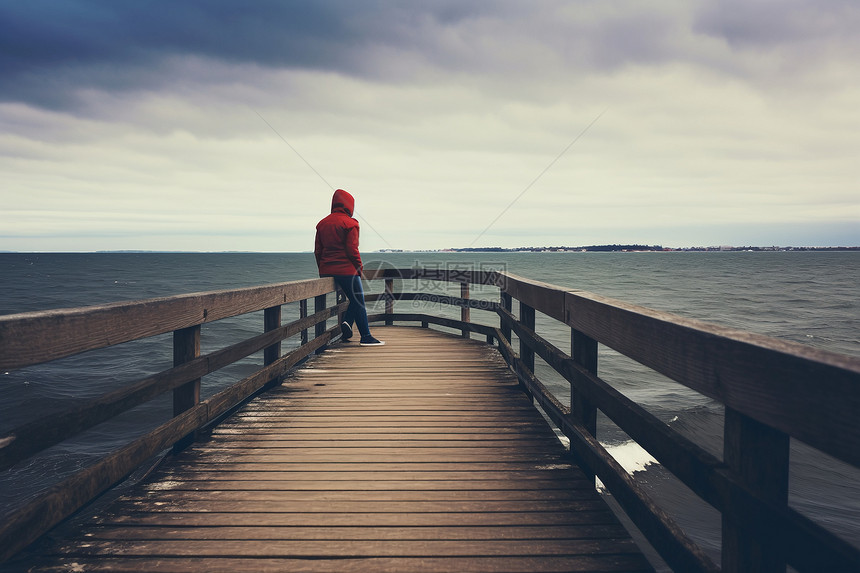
[8,326,652,573]
[497,305,860,571]
[492,271,860,468]
[0,305,345,474]
[0,326,339,564]
[0,277,335,370]
[562,288,860,468]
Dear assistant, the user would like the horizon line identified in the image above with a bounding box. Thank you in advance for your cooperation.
[3,244,860,255]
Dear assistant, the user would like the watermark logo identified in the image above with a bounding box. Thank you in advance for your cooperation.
[364,259,507,310]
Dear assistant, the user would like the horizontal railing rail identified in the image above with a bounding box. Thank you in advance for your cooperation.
[360,268,860,573]
[0,277,346,562]
[0,278,335,371]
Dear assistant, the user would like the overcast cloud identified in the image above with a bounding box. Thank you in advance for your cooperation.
[2,0,858,251]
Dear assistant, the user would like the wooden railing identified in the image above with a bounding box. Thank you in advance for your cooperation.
[0,277,347,562]
[360,267,860,573]
[1,267,859,572]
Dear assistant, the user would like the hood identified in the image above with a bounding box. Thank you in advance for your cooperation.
[331,189,355,216]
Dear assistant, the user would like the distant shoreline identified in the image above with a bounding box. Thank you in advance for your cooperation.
[2,245,859,254]
[383,244,860,253]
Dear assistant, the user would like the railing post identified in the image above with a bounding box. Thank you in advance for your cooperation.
[460,282,471,338]
[300,298,308,346]
[264,305,282,386]
[314,293,327,354]
[722,407,789,573]
[172,324,200,452]
[500,291,512,345]
[571,328,598,484]
[385,278,394,326]
[520,302,535,374]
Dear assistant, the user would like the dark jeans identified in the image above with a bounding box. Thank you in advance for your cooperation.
[332,274,371,339]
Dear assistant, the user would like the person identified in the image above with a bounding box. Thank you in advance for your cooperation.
[314,188,385,346]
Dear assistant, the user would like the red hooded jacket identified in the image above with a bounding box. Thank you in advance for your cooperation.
[314,189,362,276]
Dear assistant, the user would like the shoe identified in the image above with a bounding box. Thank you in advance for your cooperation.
[341,321,353,341]
[359,336,385,347]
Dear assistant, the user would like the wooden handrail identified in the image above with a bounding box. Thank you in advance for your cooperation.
[0,277,343,563]
[0,277,335,370]
[360,268,860,573]
[495,304,860,571]
[0,322,341,563]
[0,305,343,472]
[509,274,860,467]
[366,269,860,465]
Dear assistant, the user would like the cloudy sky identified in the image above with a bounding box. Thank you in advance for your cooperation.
[2,1,858,251]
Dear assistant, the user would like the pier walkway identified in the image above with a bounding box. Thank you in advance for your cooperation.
[10,327,652,572]
[3,267,859,572]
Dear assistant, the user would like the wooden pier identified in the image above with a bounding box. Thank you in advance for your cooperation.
[7,326,651,572]
[2,268,859,572]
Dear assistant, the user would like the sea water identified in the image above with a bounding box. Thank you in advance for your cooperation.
[1,251,858,564]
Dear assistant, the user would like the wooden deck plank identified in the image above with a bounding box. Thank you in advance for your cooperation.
[55,538,642,557]
[120,479,593,492]
[77,524,633,541]
[155,465,585,475]
[197,437,563,446]
[109,499,611,513]
[8,326,653,573]
[19,556,654,573]
[119,489,598,502]
[93,511,623,527]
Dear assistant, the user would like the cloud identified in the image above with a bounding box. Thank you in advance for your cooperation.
[0,1,496,109]
[1,1,858,251]
[6,1,858,113]
[694,0,859,48]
